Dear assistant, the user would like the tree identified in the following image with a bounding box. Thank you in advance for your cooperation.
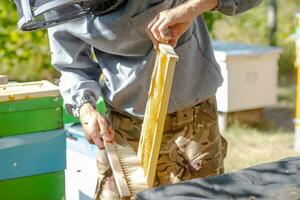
[0,1,58,81]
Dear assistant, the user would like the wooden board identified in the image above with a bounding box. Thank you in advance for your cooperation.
[0,80,59,102]
[137,44,178,187]
[218,108,263,132]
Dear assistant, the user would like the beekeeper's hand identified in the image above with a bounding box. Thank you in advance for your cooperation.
[79,103,114,149]
[146,0,218,48]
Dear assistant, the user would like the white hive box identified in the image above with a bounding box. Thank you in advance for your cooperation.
[65,149,98,200]
[65,124,98,200]
[213,41,282,113]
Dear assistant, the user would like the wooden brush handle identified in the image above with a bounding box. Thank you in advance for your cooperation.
[104,141,131,199]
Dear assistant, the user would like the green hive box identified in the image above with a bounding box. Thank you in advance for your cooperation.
[0,171,65,200]
[0,81,63,137]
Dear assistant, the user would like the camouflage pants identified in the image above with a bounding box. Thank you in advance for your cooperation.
[94,97,228,200]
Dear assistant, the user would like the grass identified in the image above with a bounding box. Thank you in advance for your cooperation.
[277,75,296,106]
[223,123,299,173]
[223,73,299,173]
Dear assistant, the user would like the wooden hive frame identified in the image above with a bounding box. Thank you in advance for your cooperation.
[137,43,178,187]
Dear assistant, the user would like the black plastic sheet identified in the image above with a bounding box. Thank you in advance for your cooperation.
[137,157,300,200]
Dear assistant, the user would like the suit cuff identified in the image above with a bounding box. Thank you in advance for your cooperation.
[68,95,97,118]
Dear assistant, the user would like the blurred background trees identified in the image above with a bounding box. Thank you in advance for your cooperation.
[0,0,299,82]
[0,1,57,81]
[207,0,300,79]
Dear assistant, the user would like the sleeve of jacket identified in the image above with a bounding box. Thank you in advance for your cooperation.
[215,0,263,16]
[48,25,101,117]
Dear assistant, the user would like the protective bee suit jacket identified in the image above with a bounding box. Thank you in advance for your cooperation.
[45,0,262,117]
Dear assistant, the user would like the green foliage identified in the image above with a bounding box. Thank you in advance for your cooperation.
[0,1,58,81]
[212,2,269,44]
[203,12,222,32]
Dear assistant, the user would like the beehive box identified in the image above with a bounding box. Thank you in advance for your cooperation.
[0,129,66,200]
[65,124,98,200]
[0,129,66,180]
[0,171,65,200]
[212,41,282,130]
[0,81,63,137]
[213,41,282,112]
[65,149,98,200]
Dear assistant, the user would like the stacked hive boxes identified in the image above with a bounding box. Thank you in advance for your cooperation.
[0,80,66,200]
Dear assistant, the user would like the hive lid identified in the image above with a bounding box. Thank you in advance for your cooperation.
[0,80,60,102]
[212,40,282,62]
